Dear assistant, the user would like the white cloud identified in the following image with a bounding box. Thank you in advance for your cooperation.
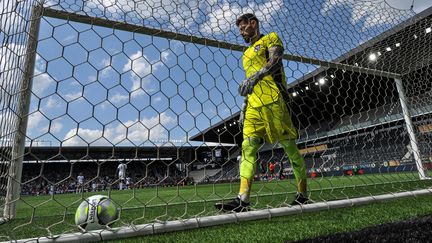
[34,54,46,75]
[153,96,162,103]
[0,43,26,137]
[84,0,201,32]
[0,43,25,86]
[161,50,170,62]
[165,1,201,30]
[122,50,171,95]
[62,34,76,43]
[321,0,412,29]
[31,54,56,98]
[41,118,63,134]
[412,0,432,13]
[123,50,170,79]
[50,120,63,133]
[0,0,27,36]
[123,51,152,78]
[43,0,60,8]
[386,0,432,13]
[84,0,131,19]
[63,128,102,145]
[62,112,175,146]
[200,3,242,34]
[99,58,111,77]
[0,110,18,141]
[385,0,414,10]
[110,92,129,103]
[44,95,59,109]
[1,43,59,138]
[27,112,45,131]
[32,73,56,97]
[64,91,82,101]
[199,0,283,35]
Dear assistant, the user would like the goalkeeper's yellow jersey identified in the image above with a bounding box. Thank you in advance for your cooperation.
[242,32,287,107]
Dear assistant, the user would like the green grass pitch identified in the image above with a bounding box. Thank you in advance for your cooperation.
[1,171,431,241]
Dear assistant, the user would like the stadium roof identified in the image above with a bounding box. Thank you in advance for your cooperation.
[189,6,432,146]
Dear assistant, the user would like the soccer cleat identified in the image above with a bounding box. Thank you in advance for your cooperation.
[215,197,250,212]
[290,193,310,206]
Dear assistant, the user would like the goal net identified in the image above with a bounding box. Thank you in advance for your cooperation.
[1,0,432,241]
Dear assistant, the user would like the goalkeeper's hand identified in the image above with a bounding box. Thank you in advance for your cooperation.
[238,67,270,96]
[238,73,260,96]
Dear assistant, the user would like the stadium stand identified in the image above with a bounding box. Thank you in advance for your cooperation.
[20,160,190,195]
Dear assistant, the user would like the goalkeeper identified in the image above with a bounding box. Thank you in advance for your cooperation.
[215,13,308,212]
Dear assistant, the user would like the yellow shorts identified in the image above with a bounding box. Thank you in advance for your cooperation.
[243,99,297,144]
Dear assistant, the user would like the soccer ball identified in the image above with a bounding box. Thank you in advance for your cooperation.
[75,195,119,230]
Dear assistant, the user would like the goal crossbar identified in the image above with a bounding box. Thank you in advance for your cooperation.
[42,7,401,80]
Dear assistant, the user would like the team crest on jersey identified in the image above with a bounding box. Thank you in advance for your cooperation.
[254,45,261,52]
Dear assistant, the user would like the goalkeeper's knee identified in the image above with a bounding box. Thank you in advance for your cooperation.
[240,137,260,180]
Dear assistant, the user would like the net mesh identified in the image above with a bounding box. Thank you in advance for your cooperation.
[1,0,432,240]
[0,0,39,220]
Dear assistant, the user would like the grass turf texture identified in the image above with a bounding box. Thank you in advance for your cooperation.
[117,194,432,243]
[1,171,431,241]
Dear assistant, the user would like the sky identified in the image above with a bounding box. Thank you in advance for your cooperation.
[1,0,432,147]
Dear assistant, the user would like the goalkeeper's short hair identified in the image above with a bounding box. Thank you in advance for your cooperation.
[236,13,259,27]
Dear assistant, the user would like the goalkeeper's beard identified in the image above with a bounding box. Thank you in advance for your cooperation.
[243,36,251,43]
[242,30,259,44]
